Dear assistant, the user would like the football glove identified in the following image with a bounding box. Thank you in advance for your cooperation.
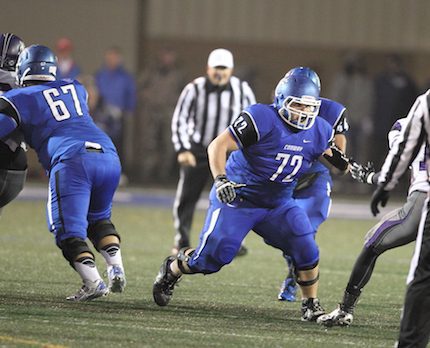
[370,186,390,217]
[350,161,375,184]
[323,145,350,172]
[214,175,245,204]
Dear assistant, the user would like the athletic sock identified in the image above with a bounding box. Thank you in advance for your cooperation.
[100,243,124,268]
[74,256,102,286]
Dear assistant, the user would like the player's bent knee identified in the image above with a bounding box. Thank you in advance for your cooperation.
[59,237,94,268]
[213,238,241,265]
[187,238,241,274]
[288,207,315,237]
[87,219,120,250]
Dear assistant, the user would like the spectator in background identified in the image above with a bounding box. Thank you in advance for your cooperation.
[371,54,417,168]
[95,47,136,166]
[137,47,184,183]
[55,37,81,80]
[329,53,374,164]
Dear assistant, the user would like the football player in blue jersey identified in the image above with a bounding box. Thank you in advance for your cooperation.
[153,74,349,321]
[0,45,126,301]
[278,67,349,302]
[0,33,27,215]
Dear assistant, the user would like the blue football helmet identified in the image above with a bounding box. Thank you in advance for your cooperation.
[274,75,321,130]
[16,45,57,86]
[0,33,25,71]
[285,67,321,93]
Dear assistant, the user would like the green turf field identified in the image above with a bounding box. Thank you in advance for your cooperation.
[0,200,414,347]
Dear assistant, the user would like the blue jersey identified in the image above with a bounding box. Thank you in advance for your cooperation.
[228,103,333,208]
[0,79,117,171]
[305,97,347,174]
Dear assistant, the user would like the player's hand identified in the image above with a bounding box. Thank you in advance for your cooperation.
[214,175,245,204]
[350,161,375,184]
[177,151,196,167]
[370,186,390,217]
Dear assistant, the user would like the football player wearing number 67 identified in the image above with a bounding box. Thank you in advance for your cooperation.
[0,45,126,301]
[153,74,349,322]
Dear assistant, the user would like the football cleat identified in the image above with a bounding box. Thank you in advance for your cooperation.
[301,298,325,321]
[107,265,126,293]
[278,277,297,302]
[66,279,109,302]
[153,256,181,306]
[316,306,354,327]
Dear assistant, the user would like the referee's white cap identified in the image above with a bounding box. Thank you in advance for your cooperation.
[207,48,234,68]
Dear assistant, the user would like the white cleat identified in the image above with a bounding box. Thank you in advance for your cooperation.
[107,265,126,293]
[66,279,109,302]
[317,307,354,327]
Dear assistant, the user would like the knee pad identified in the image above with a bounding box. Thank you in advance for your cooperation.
[213,238,240,265]
[59,237,93,268]
[87,219,120,251]
[288,206,315,237]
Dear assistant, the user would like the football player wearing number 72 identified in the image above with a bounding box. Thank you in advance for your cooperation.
[153,74,349,322]
[0,45,126,301]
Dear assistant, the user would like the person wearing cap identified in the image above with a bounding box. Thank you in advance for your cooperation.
[55,37,81,80]
[171,48,256,255]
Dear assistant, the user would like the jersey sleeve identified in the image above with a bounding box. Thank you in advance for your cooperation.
[378,94,427,191]
[229,111,259,148]
[387,118,405,149]
[334,109,349,134]
[319,97,348,134]
[228,104,272,148]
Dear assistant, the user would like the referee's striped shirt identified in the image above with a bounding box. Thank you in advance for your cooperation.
[172,76,256,153]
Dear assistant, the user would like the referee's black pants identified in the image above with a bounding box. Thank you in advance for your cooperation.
[398,199,430,348]
[173,157,210,249]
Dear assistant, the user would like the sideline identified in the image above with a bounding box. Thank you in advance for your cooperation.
[16,184,400,220]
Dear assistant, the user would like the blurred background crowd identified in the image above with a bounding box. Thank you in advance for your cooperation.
[4,0,430,196]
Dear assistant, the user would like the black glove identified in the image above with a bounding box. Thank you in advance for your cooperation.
[214,175,245,204]
[350,161,375,184]
[370,186,390,217]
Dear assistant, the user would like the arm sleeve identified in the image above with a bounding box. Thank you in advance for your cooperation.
[171,83,196,152]
[228,111,259,148]
[378,94,428,191]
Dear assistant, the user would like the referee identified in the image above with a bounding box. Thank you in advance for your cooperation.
[371,91,430,347]
[171,48,256,254]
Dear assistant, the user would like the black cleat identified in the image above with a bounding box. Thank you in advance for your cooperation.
[301,298,325,321]
[153,256,181,306]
